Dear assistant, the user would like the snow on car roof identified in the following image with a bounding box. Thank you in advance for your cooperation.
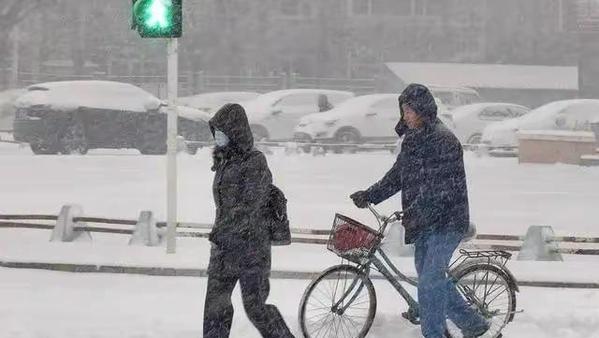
[487,99,599,131]
[333,93,397,108]
[176,105,211,122]
[522,99,599,122]
[251,89,354,104]
[451,102,528,119]
[15,81,162,113]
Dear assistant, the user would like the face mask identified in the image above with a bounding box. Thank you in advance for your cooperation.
[214,129,230,147]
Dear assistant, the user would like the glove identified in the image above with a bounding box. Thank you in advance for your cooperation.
[350,190,370,209]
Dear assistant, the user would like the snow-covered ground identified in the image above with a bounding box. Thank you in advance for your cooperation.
[1,144,598,237]
[2,267,599,338]
[1,144,599,337]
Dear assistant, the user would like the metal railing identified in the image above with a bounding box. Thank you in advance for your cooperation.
[1,214,598,255]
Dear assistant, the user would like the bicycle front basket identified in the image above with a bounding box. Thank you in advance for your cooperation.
[328,214,381,264]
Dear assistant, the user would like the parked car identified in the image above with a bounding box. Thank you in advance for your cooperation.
[13,81,211,155]
[447,103,530,144]
[244,89,354,141]
[294,94,399,148]
[178,91,260,114]
[295,94,455,152]
[481,99,599,156]
[428,86,483,110]
[176,105,213,154]
[0,88,25,130]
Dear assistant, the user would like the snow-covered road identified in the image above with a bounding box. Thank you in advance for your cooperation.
[2,268,598,338]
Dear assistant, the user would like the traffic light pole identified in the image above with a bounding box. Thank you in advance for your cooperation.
[166,38,178,254]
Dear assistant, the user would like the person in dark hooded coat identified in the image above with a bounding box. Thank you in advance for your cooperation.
[350,84,490,338]
[204,103,294,338]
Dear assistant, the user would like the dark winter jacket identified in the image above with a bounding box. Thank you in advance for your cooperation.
[366,84,469,244]
[208,103,273,253]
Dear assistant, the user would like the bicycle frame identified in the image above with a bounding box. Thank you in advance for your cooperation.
[334,205,513,323]
[332,205,421,317]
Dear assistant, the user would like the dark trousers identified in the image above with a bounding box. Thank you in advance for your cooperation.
[203,247,294,338]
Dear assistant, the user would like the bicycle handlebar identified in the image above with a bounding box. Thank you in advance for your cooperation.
[367,204,402,232]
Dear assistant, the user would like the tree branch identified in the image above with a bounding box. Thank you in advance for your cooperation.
[0,0,50,32]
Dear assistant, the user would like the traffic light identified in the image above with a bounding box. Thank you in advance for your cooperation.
[132,0,182,38]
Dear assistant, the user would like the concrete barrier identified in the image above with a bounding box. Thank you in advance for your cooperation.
[50,205,92,242]
[518,225,563,261]
[129,211,161,246]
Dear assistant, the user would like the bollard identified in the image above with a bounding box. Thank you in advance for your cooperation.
[311,146,327,157]
[50,205,91,242]
[517,225,563,261]
[474,144,489,158]
[129,210,161,246]
[284,142,299,155]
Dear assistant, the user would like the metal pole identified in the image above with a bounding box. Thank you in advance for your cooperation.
[166,38,178,254]
[10,25,19,88]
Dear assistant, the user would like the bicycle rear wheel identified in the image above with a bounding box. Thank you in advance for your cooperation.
[298,264,376,338]
[448,263,517,338]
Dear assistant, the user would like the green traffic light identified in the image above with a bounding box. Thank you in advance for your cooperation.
[145,0,171,29]
[132,0,182,38]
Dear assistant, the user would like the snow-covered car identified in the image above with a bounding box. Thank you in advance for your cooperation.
[294,94,453,151]
[244,89,354,141]
[178,91,260,114]
[175,105,213,154]
[428,86,483,110]
[481,99,599,156]
[294,94,399,149]
[13,81,210,155]
[0,88,25,130]
[447,103,530,144]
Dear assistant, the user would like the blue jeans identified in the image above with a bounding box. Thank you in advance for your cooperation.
[414,229,488,338]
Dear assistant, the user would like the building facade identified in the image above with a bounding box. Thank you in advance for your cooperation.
[0,0,580,89]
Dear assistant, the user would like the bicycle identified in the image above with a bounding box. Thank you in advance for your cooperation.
[298,205,520,338]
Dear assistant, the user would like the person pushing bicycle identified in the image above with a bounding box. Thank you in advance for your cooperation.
[350,84,491,338]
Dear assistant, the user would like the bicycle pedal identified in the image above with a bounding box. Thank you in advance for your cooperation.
[401,311,420,325]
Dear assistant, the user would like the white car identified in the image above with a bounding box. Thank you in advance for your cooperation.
[12,81,211,155]
[244,89,354,141]
[428,86,483,110]
[178,91,260,114]
[481,99,599,155]
[294,94,400,147]
[448,103,530,144]
[295,94,453,145]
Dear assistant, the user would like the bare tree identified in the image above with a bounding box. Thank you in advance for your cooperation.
[0,0,49,34]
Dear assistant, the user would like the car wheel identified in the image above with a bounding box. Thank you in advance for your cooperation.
[250,124,269,143]
[59,119,88,155]
[30,143,58,155]
[334,128,361,154]
[467,133,482,145]
[186,143,199,155]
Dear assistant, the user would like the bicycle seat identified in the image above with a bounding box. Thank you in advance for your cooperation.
[462,222,477,242]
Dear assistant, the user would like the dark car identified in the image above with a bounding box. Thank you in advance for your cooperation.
[13,81,211,155]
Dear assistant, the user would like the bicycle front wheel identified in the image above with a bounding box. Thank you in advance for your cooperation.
[298,264,377,338]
